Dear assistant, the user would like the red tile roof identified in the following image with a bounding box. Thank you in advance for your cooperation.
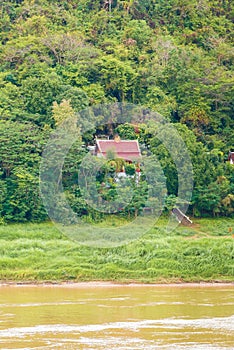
[96,140,141,161]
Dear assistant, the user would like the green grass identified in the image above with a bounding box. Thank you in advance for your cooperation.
[0,217,233,283]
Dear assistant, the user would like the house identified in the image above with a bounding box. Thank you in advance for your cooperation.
[228,151,234,164]
[95,137,141,162]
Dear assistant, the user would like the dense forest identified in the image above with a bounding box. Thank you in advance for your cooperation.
[0,0,233,223]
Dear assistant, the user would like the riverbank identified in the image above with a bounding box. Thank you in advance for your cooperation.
[0,217,233,283]
[0,281,233,288]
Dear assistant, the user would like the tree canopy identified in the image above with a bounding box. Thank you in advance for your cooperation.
[0,0,233,221]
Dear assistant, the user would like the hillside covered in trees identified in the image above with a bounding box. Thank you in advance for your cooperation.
[0,0,233,222]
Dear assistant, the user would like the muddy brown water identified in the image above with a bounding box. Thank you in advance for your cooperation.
[0,284,233,349]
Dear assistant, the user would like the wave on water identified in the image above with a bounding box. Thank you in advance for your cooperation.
[0,316,234,338]
[0,338,232,350]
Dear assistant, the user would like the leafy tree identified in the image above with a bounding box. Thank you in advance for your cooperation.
[92,56,137,101]
[122,20,152,49]
[21,72,63,125]
[115,123,137,140]
[0,120,47,221]
[0,0,233,221]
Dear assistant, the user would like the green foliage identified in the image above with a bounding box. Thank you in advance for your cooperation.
[0,0,233,222]
[122,20,152,49]
[21,72,62,123]
[115,123,138,139]
[0,120,48,222]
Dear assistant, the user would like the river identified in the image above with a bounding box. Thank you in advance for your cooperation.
[0,283,233,349]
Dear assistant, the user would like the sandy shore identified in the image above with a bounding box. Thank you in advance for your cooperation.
[0,281,233,288]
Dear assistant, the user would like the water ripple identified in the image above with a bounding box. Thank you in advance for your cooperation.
[0,316,234,338]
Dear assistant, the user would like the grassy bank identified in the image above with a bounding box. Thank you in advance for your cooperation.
[0,217,233,283]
